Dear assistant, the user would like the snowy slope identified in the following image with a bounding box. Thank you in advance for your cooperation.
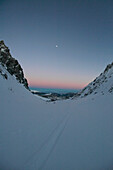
[0,63,113,170]
[0,44,113,169]
[77,62,113,97]
[0,64,73,169]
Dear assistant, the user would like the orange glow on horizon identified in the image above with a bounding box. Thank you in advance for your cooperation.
[28,79,86,89]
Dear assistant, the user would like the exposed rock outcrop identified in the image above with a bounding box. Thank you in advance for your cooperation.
[0,40,29,89]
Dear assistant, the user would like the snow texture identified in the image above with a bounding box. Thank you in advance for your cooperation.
[0,63,113,170]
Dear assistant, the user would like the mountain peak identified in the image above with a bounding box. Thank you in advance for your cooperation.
[0,41,29,89]
[104,62,113,73]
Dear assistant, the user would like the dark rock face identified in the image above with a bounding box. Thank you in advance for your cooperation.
[0,40,29,89]
[104,62,113,73]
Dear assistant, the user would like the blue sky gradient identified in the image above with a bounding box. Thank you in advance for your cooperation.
[0,0,113,89]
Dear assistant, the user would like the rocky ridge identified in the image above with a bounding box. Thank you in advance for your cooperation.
[75,62,113,98]
[0,40,29,89]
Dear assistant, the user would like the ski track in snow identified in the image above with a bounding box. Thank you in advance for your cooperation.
[38,112,72,170]
[22,107,72,170]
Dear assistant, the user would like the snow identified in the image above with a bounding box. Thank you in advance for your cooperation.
[0,64,113,170]
[78,63,113,97]
[34,94,50,101]
[1,48,6,53]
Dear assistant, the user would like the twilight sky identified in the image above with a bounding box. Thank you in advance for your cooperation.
[0,0,113,89]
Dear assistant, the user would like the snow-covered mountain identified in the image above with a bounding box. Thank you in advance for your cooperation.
[0,40,29,89]
[0,42,113,170]
[74,62,113,98]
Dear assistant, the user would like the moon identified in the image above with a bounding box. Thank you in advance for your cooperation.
[56,45,58,48]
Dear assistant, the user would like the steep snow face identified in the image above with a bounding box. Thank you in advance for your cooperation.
[0,64,29,97]
[78,62,113,97]
[0,40,29,89]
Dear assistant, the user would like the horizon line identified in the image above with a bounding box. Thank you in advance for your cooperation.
[29,85,82,90]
